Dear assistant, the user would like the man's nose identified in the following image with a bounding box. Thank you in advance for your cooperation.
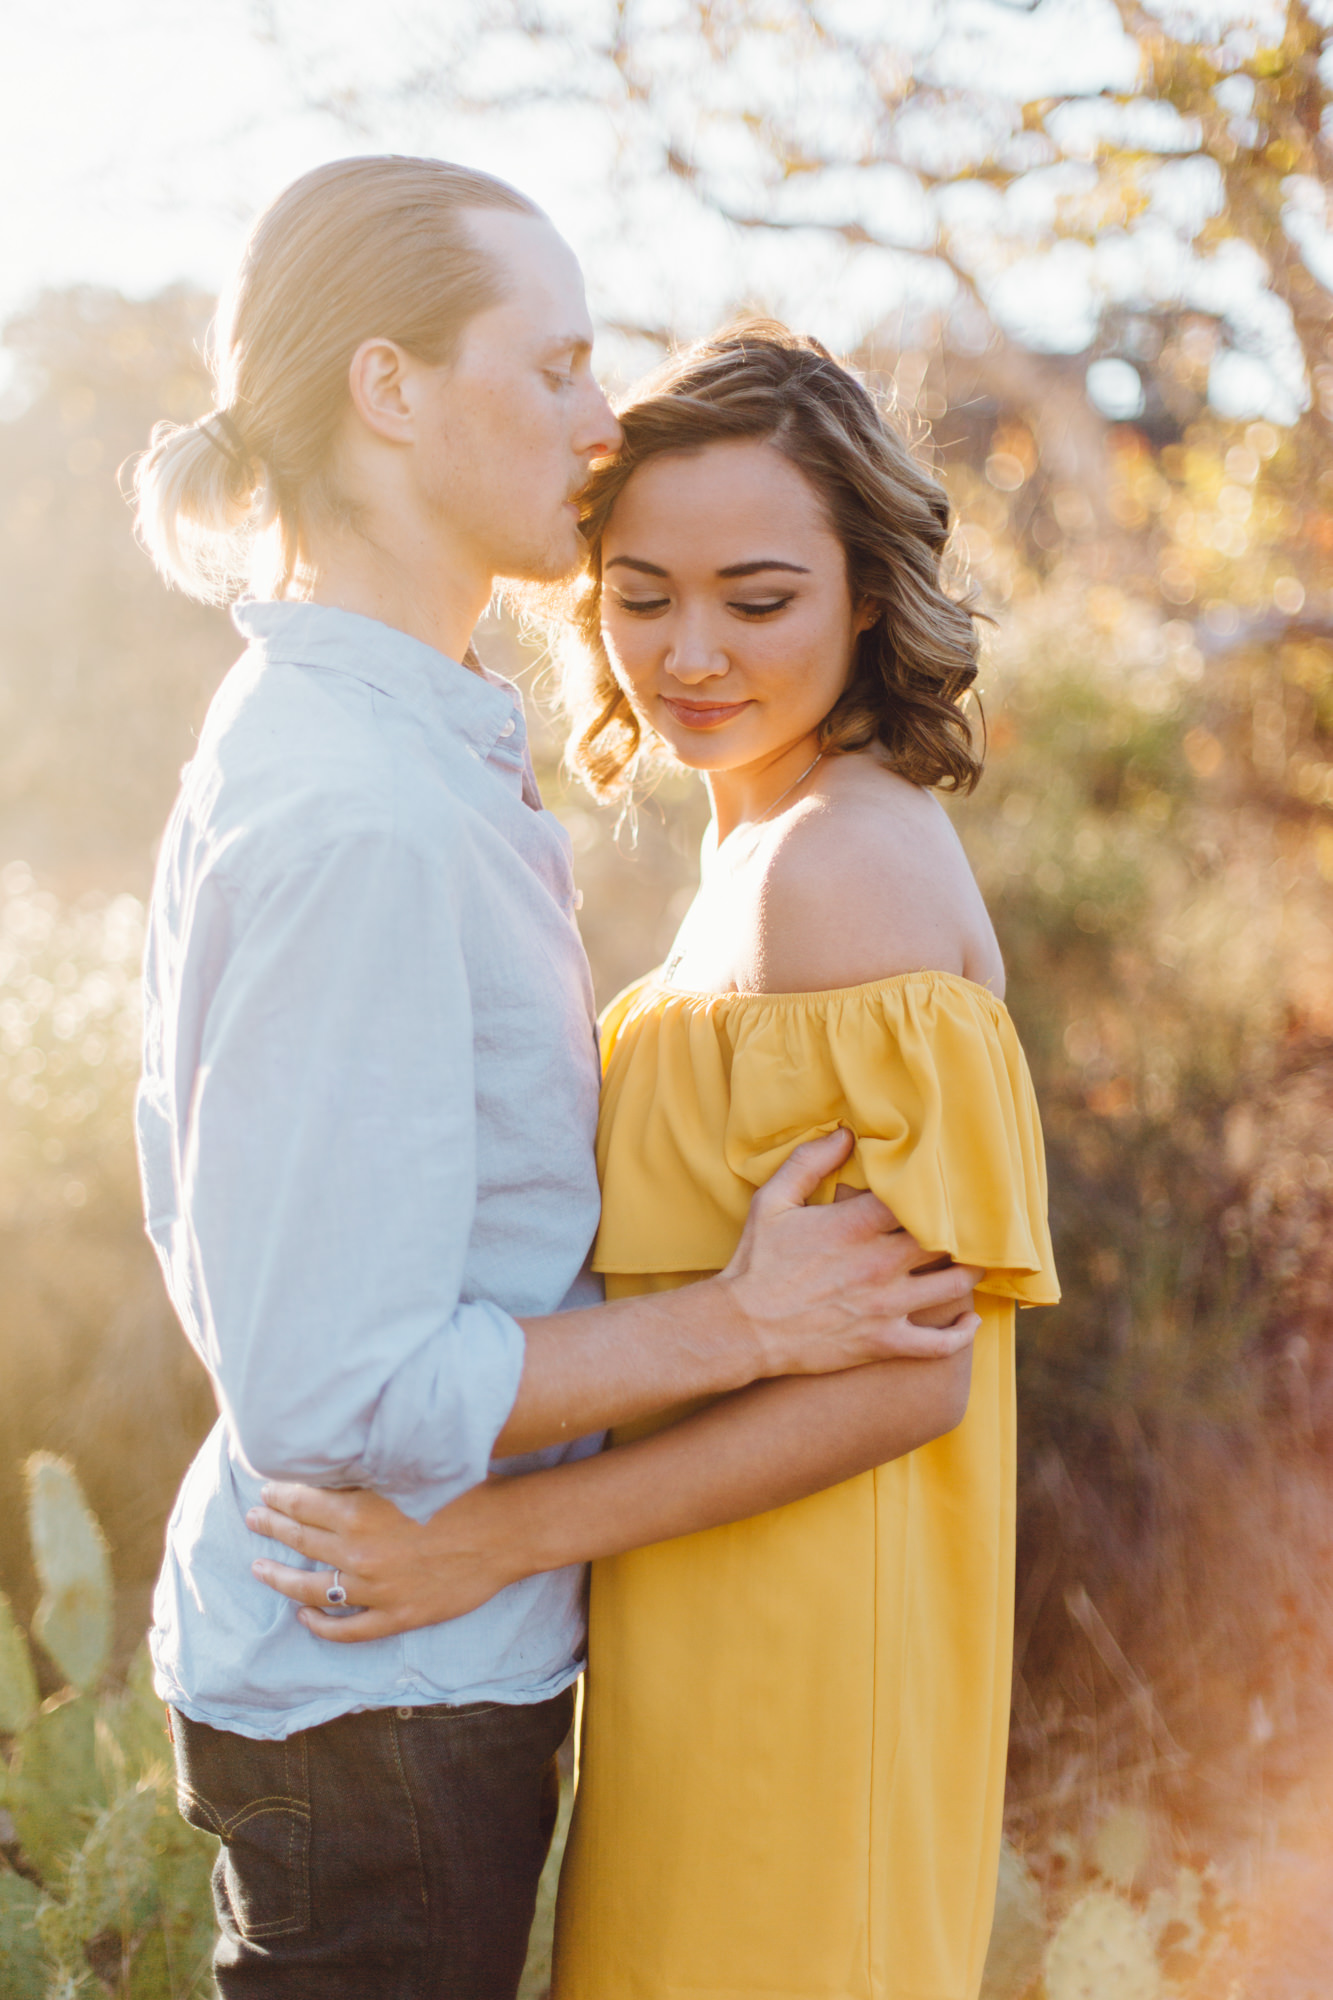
[579,383,622,459]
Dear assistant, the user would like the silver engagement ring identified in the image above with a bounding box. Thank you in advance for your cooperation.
[325,1570,348,1607]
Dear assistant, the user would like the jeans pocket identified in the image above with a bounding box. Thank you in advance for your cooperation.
[173,1714,311,1941]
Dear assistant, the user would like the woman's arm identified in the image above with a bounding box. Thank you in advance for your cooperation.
[248,1340,972,1641]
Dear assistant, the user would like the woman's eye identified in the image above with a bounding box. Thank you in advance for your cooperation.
[730,597,793,618]
[610,592,670,615]
[544,370,574,390]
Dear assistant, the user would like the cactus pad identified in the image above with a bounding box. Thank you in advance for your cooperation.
[9,1694,107,1883]
[37,1772,216,1999]
[101,1645,173,1786]
[0,1591,39,1735]
[0,1868,44,2000]
[25,1455,113,1695]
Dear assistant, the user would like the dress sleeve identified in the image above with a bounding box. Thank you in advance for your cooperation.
[594,975,1059,1306]
[728,979,1057,1305]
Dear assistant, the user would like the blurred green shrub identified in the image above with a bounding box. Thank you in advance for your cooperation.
[0,864,144,1229]
[0,1455,215,1998]
[0,865,215,1625]
[948,584,1333,1884]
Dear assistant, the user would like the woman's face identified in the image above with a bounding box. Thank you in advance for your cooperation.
[598,439,874,777]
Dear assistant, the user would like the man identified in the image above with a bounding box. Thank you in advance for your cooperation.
[134,156,978,1997]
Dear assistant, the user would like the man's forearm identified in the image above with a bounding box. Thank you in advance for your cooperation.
[244,1320,974,1641]
[497,1134,983,1457]
[478,1346,971,1572]
[498,1279,756,1456]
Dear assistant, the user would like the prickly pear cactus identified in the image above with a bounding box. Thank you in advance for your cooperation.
[7,1691,107,1883]
[36,1771,216,1998]
[100,1645,175,1789]
[0,1590,39,1734]
[1044,1886,1162,2000]
[0,1455,217,1995]
[26,1454,113,1694]
[0,1867,45,2000]
[980,1839,1047,2000]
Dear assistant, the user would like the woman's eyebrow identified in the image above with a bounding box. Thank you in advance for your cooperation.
[604,556,812,578]
[716,560,811,578]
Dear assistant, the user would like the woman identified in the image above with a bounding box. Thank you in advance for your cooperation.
[253,323,1059,2000]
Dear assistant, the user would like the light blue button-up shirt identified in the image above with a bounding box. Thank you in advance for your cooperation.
[139,601,604,1740]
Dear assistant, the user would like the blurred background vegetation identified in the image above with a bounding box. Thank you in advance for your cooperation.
[2,1,1333,1992]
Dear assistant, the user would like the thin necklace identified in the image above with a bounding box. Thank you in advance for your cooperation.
[753,749,824,826]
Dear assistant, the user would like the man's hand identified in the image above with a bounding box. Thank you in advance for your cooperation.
[718,1128,981,1379]
[489,1126,979,1456]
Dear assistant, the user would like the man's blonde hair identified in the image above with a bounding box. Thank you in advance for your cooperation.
[133,156,542,603]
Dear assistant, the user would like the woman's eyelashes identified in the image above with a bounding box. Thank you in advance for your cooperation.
[608,592,795,619]
[731,596,794,619]
[610,592,671,615]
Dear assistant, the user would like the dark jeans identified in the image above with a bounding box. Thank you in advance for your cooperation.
[172,1688,574,2000]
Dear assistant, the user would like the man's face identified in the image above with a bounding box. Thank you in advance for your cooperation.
[414,211,622,584]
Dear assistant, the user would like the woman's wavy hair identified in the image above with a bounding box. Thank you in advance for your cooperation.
[560,320,984,799]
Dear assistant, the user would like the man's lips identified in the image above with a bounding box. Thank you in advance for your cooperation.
[660,696,752,729]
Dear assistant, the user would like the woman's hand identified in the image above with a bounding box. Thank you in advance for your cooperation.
[246,1477,527,1642]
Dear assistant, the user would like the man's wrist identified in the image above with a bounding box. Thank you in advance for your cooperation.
[695,1272,774,1390]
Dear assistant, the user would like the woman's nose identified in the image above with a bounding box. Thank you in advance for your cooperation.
[665,648,728,684]
[665,617,727,682]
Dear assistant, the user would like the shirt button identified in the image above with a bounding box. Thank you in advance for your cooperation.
[499,718,516,738]
[397,1706,414,1719]
[572,890,584,911]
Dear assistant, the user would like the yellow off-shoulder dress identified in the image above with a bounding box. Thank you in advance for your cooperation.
[553,970,1059,2000]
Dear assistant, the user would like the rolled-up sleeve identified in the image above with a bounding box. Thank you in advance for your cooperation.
[173,816,525,1511]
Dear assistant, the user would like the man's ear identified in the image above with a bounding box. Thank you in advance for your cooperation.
[346,338,420,445]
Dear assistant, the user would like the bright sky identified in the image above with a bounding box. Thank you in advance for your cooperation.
[0,0,1322,414]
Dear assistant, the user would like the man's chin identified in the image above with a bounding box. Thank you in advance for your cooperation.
[494,530,586,589]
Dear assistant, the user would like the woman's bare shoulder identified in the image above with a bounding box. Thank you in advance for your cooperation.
[754,758,1005,997]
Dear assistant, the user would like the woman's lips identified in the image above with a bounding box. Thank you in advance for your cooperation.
[660,696,751,729]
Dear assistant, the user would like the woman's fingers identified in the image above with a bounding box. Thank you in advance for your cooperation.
[251,1557,368,1608]
[296,1606,399,1644]
[251,1557,426,1644]
[257,1481,360,1530]
[245,1504,343,1565]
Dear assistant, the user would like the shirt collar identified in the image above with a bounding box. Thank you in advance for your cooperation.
[232,600,522,758]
